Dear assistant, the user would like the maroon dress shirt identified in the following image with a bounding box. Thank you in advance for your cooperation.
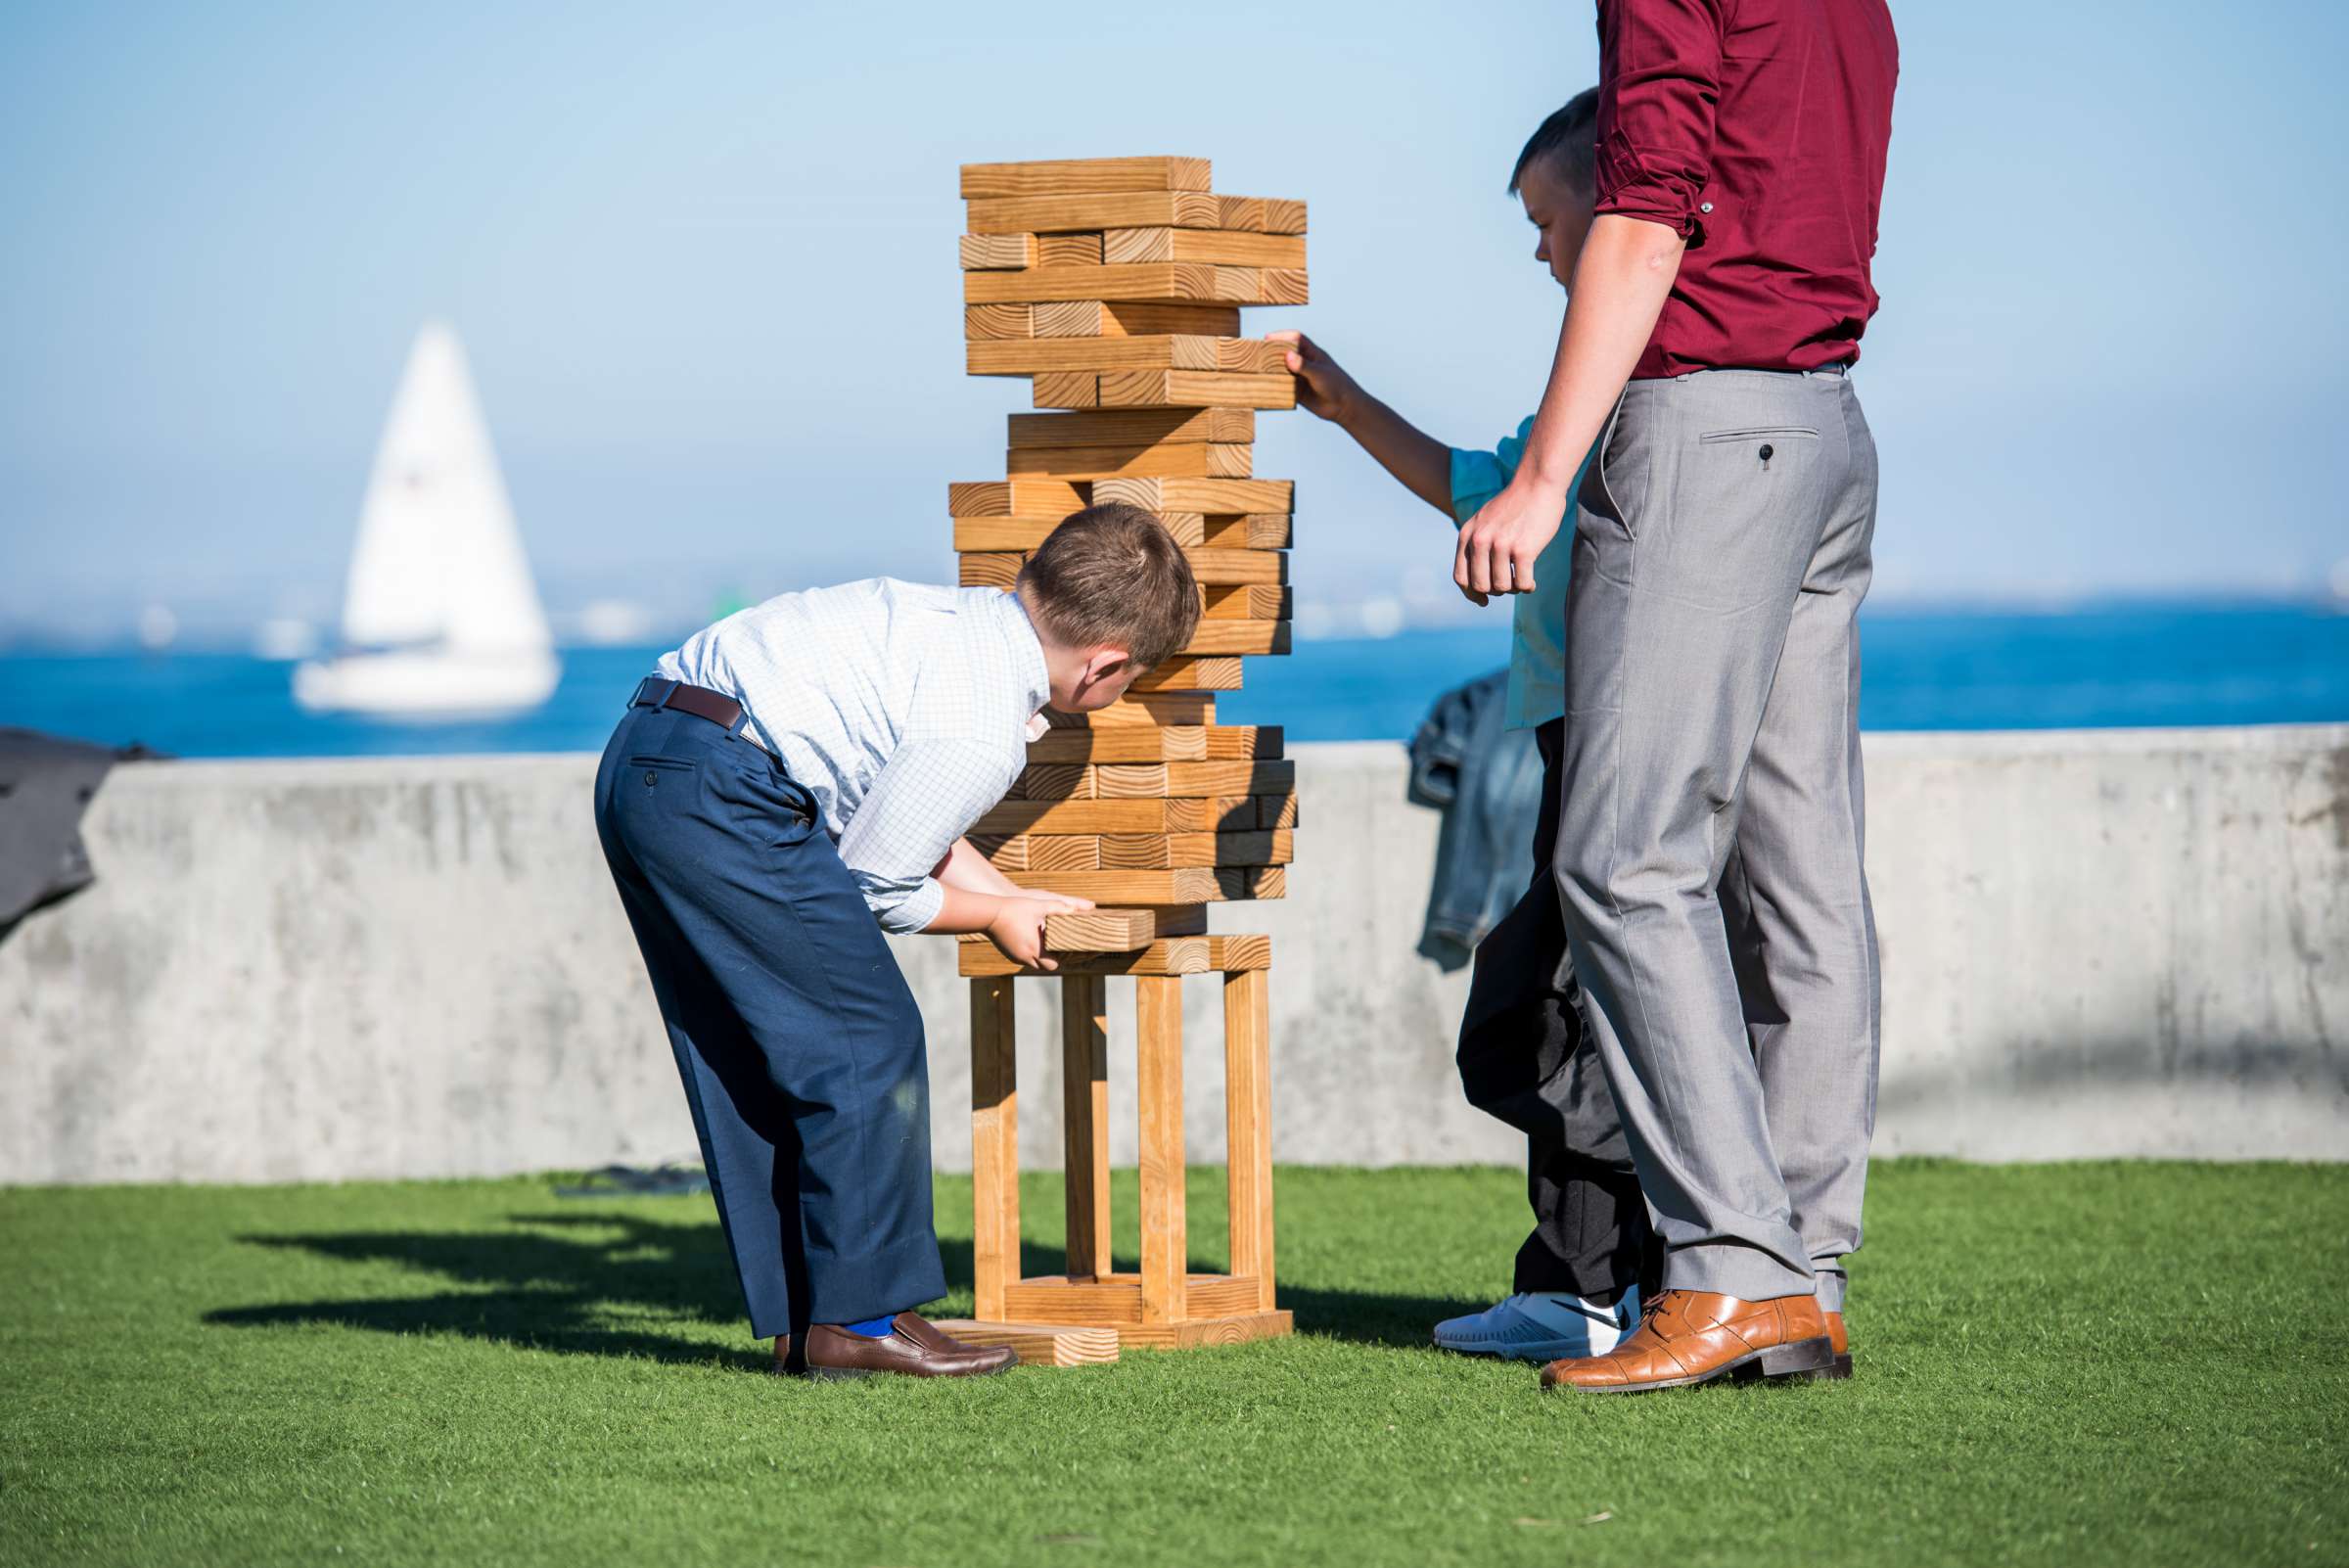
[1594,0,1899,379]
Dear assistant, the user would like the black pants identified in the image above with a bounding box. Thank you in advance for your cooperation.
[1454,718,1653,1300]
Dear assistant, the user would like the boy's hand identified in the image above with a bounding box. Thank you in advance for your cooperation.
[1454,477,1566,605]
[984,891,1096,972]
[1266,330,1360,424]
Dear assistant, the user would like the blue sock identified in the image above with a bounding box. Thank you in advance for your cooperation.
[841,1314,898,1338]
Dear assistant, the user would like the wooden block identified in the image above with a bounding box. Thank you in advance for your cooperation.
[955,933,1212,979]
[968,334,1224,376]
[1036,232,1103,265]
[1031,371,1098,409]
[1039,759,1296,800]
[961,232,1037,270]
[1004,868,1220,902]
[1223,966,1275,1309]
[1130,657,1243,691]
[960,156,1211,200]
[1258,792,1299,830]
[1264,199,1308,235]
[1104,228,1309,268]
[964,262,1259,305]
[1202,725,1282,760]
[1208,933,1273,971]
[956,512,1271,551]
[1174,547,1286,585]
[1215,196,1267,232]
[949,480,1086,517]
[1201,584,1292,620]
[1181,620,1290,656]
[1201,513,1291,549]
[1029,726,1208,763]
[1097,830,1293,869]
[1048,907,1148,949]
[970,976,1018,1321]
[1260,268,1310,304]
[1101,368,1298,410]
[1008,407,1254,447]
[973,797,1174,836]
[1061,972,1112,1277]
[924,1319,1119,1366]
[1035,300,1243,339]
[1012,762,1093,800]
[977,834,1101,872]
[1135,975,1186,1324]
[1047,692,1217,727]
[1169,795,1264,832]
[1007,441,1251,481]
[964,190,1221,235]
[965,302,1035,340]
[1214,865,1286,900]
[1116,1309,1293,1352]
[959,552,1023,589]
[1095,477,1294,513]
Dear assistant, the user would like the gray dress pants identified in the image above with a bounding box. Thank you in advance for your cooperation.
[1554,366,1881,1311]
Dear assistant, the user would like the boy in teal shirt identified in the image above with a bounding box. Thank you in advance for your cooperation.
[1270,90,1648,1361]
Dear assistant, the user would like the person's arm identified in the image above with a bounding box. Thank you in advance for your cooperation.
[840,743,1092,970]
[1267,330,1451,515]
[1452,0,1722,603]
[935,836,1023,899]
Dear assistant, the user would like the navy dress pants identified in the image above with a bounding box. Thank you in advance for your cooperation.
[592,701,946,1340]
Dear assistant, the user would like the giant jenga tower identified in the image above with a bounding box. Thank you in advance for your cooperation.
[932,156,1305,1366]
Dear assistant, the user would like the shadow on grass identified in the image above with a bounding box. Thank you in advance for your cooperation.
[205,1210,858,1372]
[206,1207,1476,1363]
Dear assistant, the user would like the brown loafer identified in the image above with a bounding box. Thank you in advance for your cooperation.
[785,1313,1019,1381]
[1821,1310,1853,1379]
[1540,1289,1834,1394]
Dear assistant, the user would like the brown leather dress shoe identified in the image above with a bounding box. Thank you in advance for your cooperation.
[784,1314,1019,1381]
[1822,1311,1853,1379]
[1540,1289,1834,1393]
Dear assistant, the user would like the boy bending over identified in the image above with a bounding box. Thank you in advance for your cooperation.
[594,504,1199,1379]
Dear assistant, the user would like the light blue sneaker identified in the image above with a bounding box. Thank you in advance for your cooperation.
[1432,1287,1640,1362]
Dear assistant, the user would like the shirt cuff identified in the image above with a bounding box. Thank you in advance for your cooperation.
[1450,447,1510,527]
[874,875,945,936]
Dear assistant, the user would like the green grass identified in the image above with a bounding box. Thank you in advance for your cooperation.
[3,1161,2344,1568]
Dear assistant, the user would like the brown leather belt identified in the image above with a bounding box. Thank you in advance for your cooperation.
[629,676,755,738]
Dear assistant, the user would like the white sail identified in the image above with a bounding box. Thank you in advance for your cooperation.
[341,323,550,654]
[296,323,559,718]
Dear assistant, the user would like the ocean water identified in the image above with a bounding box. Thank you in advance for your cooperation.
[4,605,2345,759]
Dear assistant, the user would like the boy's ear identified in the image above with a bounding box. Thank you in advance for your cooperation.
[1082,645,1133,686]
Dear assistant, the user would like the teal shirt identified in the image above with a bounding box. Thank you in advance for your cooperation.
[1448,418,1595,731]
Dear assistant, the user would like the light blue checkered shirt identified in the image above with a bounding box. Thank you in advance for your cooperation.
[654,578,1051,934]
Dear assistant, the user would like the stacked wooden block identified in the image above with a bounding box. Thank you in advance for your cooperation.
[954,154,1303,976]
[935,155,1303,1366]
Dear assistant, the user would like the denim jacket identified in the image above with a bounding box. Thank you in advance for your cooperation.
[1406,669,1544,970]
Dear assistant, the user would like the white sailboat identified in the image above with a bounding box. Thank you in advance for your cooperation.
[294,322,560,718]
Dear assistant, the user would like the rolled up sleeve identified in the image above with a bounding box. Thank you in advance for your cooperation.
[837,738,1006,934]
[1593,0,1725,239]
[1450,417,1539,526]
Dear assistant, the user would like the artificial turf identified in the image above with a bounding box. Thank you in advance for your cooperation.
[2,1160,2343,1568]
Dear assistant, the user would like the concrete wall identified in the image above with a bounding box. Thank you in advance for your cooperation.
[3,726,2343,1184]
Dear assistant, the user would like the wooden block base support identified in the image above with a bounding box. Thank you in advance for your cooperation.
[961,953,1282,1355]
[924,1319,1121,1367]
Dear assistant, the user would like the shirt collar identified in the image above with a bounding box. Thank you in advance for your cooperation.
[992,589,1054,732]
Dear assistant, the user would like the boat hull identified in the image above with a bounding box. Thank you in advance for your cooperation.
[293,649,561,719]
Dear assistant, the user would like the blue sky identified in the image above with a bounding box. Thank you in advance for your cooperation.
[2,0,2345,643]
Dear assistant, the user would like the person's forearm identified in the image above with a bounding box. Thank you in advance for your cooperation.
[1335,392,1452,515]
[921,882,1010,937]
[936,837,1022,899]
[1512,214,1687,496]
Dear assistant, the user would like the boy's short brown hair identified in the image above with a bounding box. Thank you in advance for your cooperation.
[1016,503,1200,670]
